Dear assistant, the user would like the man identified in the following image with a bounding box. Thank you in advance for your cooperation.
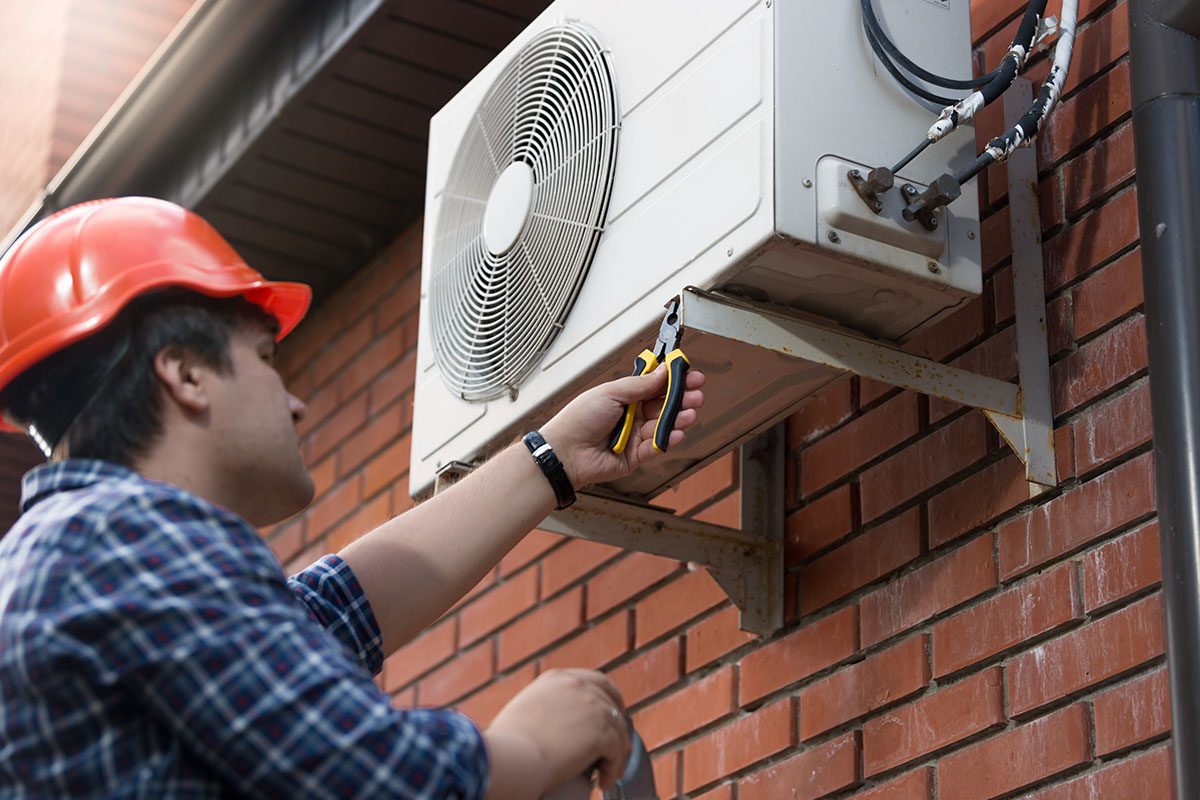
[0,197,705,798]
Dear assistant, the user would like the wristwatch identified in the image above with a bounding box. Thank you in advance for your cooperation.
[522,431,576,510]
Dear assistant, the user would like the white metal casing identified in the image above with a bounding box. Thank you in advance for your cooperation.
[412,0,981,499]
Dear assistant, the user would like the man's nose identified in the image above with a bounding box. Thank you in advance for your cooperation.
[288,393,307,425]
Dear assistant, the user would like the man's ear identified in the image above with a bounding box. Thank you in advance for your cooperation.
[152,346,211,417]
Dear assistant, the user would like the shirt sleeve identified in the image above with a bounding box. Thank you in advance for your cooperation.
[288,554,385,677]
[65,499,490,800]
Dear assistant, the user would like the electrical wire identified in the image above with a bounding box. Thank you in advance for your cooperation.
[861,11,963,106]
[955,0,1078,185]
[860,0,999,90]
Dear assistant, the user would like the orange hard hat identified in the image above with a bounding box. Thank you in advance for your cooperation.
[0,196,312,433]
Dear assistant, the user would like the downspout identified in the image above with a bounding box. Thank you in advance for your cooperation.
[1128,0,1200,794]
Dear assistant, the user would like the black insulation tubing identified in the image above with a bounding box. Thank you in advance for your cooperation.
[862,15,962,106]
[860,0,999,90]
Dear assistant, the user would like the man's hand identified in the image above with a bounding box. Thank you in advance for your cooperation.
[540,365,706,489]
[483,669,631,799]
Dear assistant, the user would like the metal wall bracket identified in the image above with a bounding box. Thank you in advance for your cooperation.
[541,426,786,636]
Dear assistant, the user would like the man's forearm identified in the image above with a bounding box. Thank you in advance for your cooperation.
[339,440,558,656]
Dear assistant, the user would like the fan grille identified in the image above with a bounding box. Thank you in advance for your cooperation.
[430,23,620,401]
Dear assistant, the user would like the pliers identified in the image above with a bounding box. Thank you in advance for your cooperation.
[608,297,690,454]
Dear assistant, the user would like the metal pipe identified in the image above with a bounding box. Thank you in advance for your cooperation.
[1128,0,1200,794]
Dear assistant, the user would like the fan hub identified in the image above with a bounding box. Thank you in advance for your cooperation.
[482,161,535,256]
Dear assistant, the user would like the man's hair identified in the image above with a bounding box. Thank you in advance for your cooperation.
[1,292,276,466]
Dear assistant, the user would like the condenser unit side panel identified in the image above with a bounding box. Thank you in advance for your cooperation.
[771,0,982,340]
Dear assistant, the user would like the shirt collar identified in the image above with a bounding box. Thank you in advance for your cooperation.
[20,458,142,512]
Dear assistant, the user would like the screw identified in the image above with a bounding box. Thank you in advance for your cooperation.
[929,216,939,230]
[927,261,941,274]
[967,230,976,240]
[727,248,734,257]
[802,178,813,188]
[850,169,862,179]
[827,231,841,244]
[902,183,918,197]
[765,0,771,6]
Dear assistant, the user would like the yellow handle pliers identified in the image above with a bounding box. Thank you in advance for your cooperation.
[608,297,690,454]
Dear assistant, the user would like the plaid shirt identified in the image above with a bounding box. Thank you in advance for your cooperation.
[0,459,488,799]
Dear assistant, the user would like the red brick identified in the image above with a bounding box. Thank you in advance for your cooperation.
[1056,424,1077,482]
[860,414,989,522]
[980,203,1011,274]
[932,562,1082,677]
[928,328,1017,422]
[336,328,408,403]
[1081,522,1162,613]
[860,534,997,647]
[361,435,412,497]
[800,508,921,614]
[499,529,561,577]
[799,635,930,740]
[497,588,583,670]
[1039,62,1131,167]
[454,663,536,728]
[693,491,739,527]
[970,0,1025,43]
[863,667,1004,776]
[459,567,539,646]
[786,483,854,563]
[1071,249,1143,339]
[905,297,987,362]
[1045,188,1140,293]
[541,537,622,598]
[1008,594,1166,716]
[1053,316,1147,418]
[739,731,860,800]
[937,704,1091,800]
[306,393,368,464]
[305,476,361,540]
[686,605,756,671]
[540,611,631,672]
[739,606,858,706]
[1093,667,1172,757]
[633,666,735,750]
[609,637,682,707]
[586,552,682,619]
[681,698,796,793]
[308,314,374,388]
[653,452,738,514]
[417,640,493,707]
[1072,381,1152,475]
[267,519,304,565]
[787,377,853,445]
[325,491,390,552]
[1023,746,1173,800]
[855,767,933,800]
[1063,121,1135,217]
[375,268,421,332]
[800,392,920,497]
[693,784,732,800]
[653,751,680,799]
[634,568,726,647]
[367,353,417,414]
[927,456,1027,548]
[1061,3,1130,96]
[307,456,337,501]
[383,617,457,692]
[998,452,1155,580]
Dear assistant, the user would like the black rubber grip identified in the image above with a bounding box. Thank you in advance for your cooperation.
[653,351,690,453]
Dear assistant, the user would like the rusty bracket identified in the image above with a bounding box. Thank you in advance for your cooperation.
[541,426,786,636]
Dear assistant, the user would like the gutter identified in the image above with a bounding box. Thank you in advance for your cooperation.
[0,0,296,252]
[1128,0,1200,793]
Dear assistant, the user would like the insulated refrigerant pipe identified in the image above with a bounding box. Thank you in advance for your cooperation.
[1128,0,1200,793]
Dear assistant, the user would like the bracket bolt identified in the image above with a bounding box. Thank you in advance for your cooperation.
[927,261,941,274]
[827,230,841,244]
[967,230,976,240]
[802,178,813,188]
[727,248,734,257]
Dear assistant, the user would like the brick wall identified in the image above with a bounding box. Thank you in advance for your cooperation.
[271,0,1170,796]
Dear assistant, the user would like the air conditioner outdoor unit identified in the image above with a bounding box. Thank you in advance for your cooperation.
[411,0,982,500]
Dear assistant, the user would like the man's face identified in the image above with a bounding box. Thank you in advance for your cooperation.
[207,322,314,526]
